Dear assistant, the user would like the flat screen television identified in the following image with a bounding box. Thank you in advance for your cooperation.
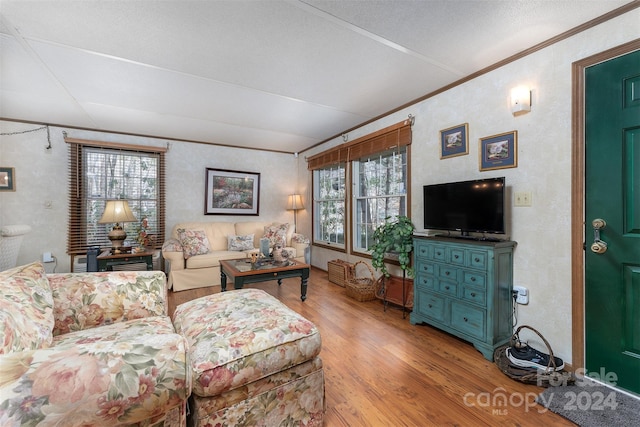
[423,177,505,237]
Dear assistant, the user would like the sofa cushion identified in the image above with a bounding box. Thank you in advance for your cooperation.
[0,262,54,354]
[185,251,247,269]
[0,316,190,426]
[48,270,168,336]
[227,234,254,251]
[177,228,211,259]
[263,223,290,248]
[173,288,322,397]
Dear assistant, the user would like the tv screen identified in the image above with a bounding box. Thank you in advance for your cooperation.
[423,177,505,235]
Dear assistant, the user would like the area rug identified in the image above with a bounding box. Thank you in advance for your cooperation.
[536,378,640,426]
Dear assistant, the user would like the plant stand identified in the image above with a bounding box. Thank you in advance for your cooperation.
[376,271,414,319]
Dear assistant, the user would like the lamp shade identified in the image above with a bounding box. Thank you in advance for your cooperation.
[99,200,137,224]
[286,194,304,210]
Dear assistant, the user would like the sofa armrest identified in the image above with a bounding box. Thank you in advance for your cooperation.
[162,238,186,272]
[291,233,310,252]
[47,271,168,336]
[0,320,190,426]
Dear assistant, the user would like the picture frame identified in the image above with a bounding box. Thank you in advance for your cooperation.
[205,168,260,215]
[479,131,518,171]
[440,123,469,159]
[0,167,15,191]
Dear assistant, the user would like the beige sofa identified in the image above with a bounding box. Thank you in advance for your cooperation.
[162,221,309,291]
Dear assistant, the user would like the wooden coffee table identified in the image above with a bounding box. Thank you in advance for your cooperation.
[219,258,310,301]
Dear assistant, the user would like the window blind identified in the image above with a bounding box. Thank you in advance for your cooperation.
[66,137,166,256]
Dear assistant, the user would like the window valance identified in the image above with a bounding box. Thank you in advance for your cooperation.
[307,119,412,170]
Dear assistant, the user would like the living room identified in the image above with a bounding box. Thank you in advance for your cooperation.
[1,2,639,424]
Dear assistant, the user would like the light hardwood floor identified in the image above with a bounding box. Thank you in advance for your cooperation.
[168,267,574,426]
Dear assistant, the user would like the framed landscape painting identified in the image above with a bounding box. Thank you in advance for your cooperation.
[440,123,469,159]
[205,168,260,215]
[479,131,518,171]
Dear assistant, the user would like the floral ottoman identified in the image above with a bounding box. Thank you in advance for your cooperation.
[172,288,325,426]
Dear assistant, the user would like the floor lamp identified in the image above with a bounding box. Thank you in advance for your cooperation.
[287,194,304,232]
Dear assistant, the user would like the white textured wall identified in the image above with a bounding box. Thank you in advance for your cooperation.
[299,9,639,365]
[0,123,299,273]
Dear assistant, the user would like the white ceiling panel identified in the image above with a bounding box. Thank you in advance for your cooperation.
[0,0,634,153]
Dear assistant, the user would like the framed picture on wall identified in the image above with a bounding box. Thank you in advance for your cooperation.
[440,123,469,159]
[205,168,260,215]
[0,167,15,191]
[479,131,518,171]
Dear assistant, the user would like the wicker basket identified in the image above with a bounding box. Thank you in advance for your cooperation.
[345,261,377,301]
[328,259,354,287]
[494,325,575,387]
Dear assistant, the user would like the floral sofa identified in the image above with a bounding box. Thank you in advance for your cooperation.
[162,221,309,291]
[172,288,325,426]
[0,262,191,427]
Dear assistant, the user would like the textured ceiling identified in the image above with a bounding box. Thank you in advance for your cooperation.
[0,0,633,153]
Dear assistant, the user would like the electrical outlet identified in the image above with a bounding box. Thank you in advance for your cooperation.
[42,252,54,263]
[513,285,529,304]
[514,192,532,207]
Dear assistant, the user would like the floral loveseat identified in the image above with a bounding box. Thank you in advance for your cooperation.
[0,262,191,427]
[162,221,309,291]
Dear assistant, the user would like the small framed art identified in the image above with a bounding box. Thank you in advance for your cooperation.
[205,168,260,215]
[479,131,518,171]
[0,167,15,191]
[440,123,469,159]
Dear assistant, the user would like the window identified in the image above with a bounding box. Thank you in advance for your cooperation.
[67,138,166,256]
[307,119,412,257]
[313,163,346,247]
[352,147,407,254]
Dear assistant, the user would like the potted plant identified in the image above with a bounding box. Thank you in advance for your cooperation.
[370,215,415,278]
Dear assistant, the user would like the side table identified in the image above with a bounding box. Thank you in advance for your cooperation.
[97,250,154,272]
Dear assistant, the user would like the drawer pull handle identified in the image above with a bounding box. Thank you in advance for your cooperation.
[428,304,433,308]
[463,317,468,322]
[273,273,278,277]
[437,251,442,256]
[474,257,480,262]
[471,277,476,282]
[454,255,459,259]
[445,286,450,290]
[470,292,476,297]
[445,271,450,276]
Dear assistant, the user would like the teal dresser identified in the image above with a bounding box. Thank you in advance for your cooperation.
[411,236,516,360]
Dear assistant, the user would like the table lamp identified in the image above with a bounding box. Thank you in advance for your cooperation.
[99,200,137,254]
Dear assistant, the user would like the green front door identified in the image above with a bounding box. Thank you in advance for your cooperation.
[585,49,640,395]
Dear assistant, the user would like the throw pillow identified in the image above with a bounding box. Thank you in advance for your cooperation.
[0,262,54,354]
[263,223,289,248]
[177,228,211,259]
[228,234,255,251]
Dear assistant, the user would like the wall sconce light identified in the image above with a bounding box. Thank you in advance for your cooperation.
[510,86,532,116]
[286,194,304,232]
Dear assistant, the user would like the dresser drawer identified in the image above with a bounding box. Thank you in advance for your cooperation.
[415,240,432,260]
[449,247,466,266]
[415,273,436,290]
[438,280,457,297]
[415,260,435,275]
[451,301,486,340]
[462,271,486,289]
[461,285,487,306]
[416,292,446,322]
[469,250,489,270]
[438,265,458,281]
[432,245,447,262]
